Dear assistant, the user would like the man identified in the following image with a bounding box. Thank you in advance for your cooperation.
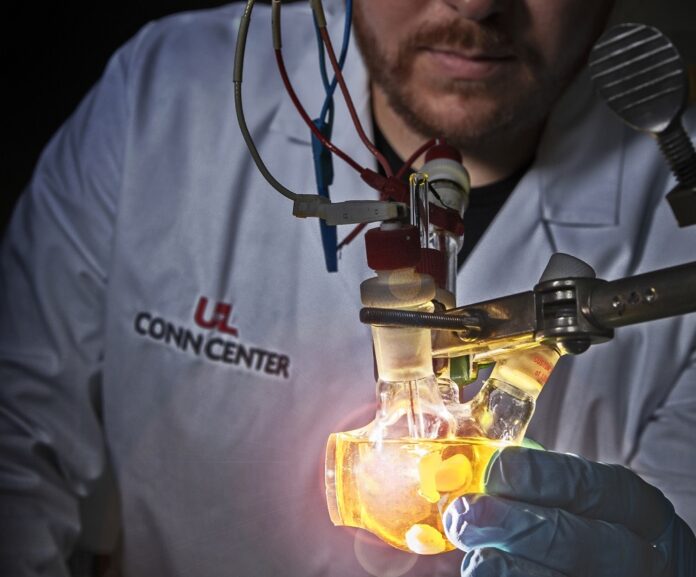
[0,1,694,576]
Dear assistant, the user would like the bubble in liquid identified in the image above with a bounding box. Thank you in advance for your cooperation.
[434,454,472,492]
[354,529,419,577]
[404,524,447,555]
[417,453,442,503]
[417,451,473,503]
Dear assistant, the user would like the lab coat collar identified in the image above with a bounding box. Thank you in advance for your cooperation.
[535,69,624,227]
[268,9,373,168]
[455,72,626,303]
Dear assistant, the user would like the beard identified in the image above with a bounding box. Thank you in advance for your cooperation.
[352,7,584,152]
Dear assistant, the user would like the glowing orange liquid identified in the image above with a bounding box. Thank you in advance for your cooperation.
[326,435,506,554]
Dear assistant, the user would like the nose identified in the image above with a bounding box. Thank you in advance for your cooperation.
[442,0,504,20]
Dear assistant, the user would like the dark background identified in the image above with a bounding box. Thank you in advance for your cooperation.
[3,1,695,234]
[2,2,279,233]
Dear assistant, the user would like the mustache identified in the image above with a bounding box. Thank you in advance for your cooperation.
[399,20,513,57]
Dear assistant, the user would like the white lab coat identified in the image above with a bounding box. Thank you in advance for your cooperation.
[1,3,695,576]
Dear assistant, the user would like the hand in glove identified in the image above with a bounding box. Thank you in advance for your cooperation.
[443,447,696,576]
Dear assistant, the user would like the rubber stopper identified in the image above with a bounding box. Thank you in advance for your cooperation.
[365,225,421,271]
[425,142,462,163]
[416,248,447,288]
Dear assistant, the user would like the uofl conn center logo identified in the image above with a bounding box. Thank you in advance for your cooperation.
[134,296,290,379]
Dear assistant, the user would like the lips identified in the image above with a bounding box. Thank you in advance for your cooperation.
[421,47,514,80]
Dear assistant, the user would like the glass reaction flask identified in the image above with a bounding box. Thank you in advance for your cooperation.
[325,224,561,555]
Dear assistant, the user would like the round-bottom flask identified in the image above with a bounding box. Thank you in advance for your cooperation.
[325,344,560,554]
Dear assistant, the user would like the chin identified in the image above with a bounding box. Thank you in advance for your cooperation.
[406,92,520,145]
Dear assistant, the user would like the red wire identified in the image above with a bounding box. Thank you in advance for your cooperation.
[277,22,440,250]
[274,49,364,174]
[337,222,368,251]
[396,138,437,179]
[319,28,394,178]
[338,138,441,250]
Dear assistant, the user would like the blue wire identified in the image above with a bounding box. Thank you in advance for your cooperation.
[311,0,353,272]
[315,21,331,93]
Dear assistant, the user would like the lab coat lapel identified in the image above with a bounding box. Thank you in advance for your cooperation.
[455,168,554,306]
[537,70,622,228]
[456,70,624,306]
[536,69,630,279]
[267,10,376,199]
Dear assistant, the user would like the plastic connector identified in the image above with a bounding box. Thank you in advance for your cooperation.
[292,194,330,218]
[320,200,407,225]
[271,0,282,50]
[292,196,407,225]
[309,0,327,28]
[420,155,470,218]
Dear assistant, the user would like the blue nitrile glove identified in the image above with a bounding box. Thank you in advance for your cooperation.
[443,447,696,577]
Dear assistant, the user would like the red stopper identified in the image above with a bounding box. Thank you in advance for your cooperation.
[425,141,462,163]
[416,248,447,289]
[365,225,421,271]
